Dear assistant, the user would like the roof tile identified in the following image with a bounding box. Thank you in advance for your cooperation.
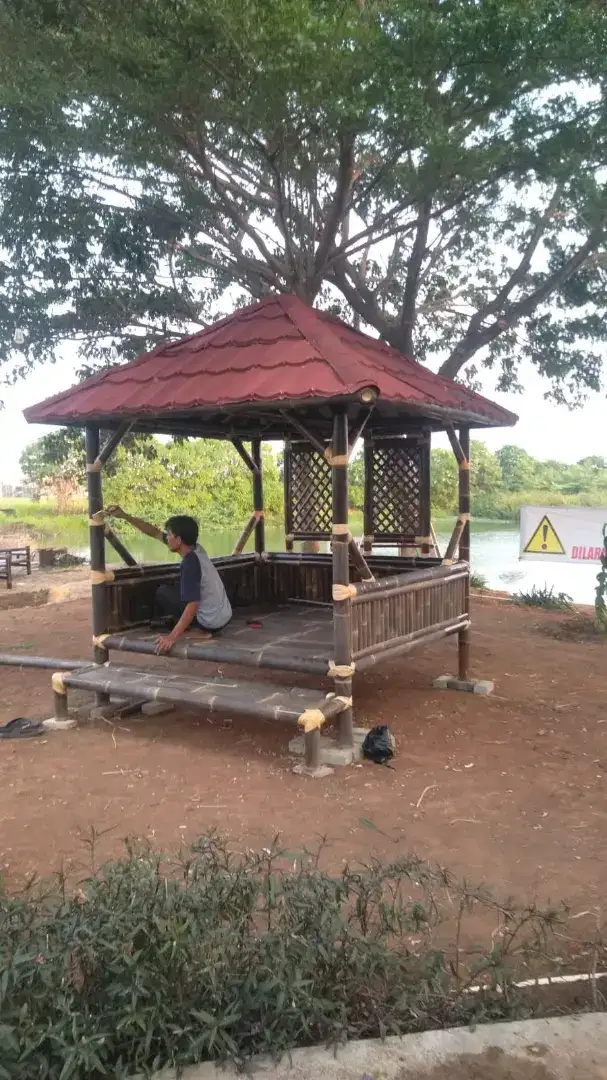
[24,294,517,428]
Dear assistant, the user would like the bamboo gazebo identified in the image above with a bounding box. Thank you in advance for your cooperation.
[24,294,516,769]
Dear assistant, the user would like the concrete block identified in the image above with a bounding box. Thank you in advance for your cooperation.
[42,717,77,731]
[292,763,334,779]
[433,674,494,695]
[289,733,364,767]
[141,701,175,716]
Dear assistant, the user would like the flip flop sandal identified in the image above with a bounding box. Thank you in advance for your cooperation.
[0,717,44,739]
[247,620,263,629]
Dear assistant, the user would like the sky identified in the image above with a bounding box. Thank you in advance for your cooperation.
[1,345,605,485]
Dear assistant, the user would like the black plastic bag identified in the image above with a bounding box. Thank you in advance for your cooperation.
[362,724,395,765]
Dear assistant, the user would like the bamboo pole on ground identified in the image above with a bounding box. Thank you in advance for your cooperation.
[331,408,354,750]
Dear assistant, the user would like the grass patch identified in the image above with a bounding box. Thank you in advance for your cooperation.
[0,836,603,1079]
[513,584,575,613]
[470,571,489,590]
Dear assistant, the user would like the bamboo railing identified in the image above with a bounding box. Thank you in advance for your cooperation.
[351,563,469,661]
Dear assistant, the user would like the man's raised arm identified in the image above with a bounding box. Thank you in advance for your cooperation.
[105,505,165,543]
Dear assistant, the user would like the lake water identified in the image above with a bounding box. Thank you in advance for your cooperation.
[58,517,600,606]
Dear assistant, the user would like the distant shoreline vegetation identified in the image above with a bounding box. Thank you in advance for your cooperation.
[3,434,606,536]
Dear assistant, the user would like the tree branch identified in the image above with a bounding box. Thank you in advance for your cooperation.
[313,131,355,279]
[399,196,432,354]
[439,221,606,379]
[330,259,404,350]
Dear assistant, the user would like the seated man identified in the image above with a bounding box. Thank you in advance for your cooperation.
[106,508,232,653]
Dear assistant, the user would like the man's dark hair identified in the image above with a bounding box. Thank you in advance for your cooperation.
[165,515,199,546]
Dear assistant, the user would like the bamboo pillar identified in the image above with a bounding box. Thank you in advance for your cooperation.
[363,438,373,554]
[53,686,69,721]
[420,436,432,556]
[458,426,471,680]
[85,425,110,702]
[284,439,294,552]
[331,409,354,749]
[252,438,265,555]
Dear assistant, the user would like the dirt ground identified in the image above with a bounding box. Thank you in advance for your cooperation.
[0,593,605,940]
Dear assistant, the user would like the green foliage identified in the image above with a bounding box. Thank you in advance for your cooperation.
[496,446,538,493]
[430,449,459,514]
[104,438,283,530]
[470,571,489,590]
[19,428,85,486]
[514,584,574,612]
[0,0,606,401]
[430,442,607,521]
[0,835,580,1079]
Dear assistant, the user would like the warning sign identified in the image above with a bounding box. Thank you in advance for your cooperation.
[523,515,565,556]
[520,506,607,564]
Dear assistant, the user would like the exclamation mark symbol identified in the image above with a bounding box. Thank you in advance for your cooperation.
[541,523,548,550]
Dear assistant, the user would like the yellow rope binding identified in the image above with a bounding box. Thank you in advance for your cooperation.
[331,523,350,535]
[91,570,115,584]
[297,708,326,733]
[332,583,357,601]
[92,634,110,647]
[328,660,356,678]
[323,448,349,467]
[52,672,67,695]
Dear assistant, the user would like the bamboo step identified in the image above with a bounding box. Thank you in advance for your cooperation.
[61,664,346,726]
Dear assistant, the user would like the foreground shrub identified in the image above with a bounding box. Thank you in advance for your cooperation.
[0,837,598,1078]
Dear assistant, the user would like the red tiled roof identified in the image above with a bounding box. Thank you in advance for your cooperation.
[24,294,517,428]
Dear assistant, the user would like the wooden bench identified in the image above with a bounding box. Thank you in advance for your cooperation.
[0,545,31,583]
[0,554,12,590]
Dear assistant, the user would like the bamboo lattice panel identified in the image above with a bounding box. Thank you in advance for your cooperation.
[371,441,424,539]
[288,444,333,537]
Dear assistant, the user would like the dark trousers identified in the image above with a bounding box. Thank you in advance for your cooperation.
[153,584,229,634]
[154,583,190,626]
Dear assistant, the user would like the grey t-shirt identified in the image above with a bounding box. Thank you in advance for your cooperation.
[180,544,232,630]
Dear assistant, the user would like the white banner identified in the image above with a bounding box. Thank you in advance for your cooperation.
[520,506,607,564]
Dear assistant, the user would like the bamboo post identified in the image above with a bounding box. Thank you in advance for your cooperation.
[284,439,294,552]
[103,524,138,567]
[53,686,69,721]
[420,436,432,556]
[304,728,321,769]
[442,516,468,565]
[363,438,373,554]
[348,537,375,582]
[458,426,471,679]
[85,425,110,701]
[232,513,258,555]
[331,408,354,749]
[252,438,265,555]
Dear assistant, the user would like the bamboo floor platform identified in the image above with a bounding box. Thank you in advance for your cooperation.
[61,663,346,726]
[104,603,334,676]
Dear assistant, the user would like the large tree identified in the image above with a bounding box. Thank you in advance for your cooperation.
[0,0,606,401]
